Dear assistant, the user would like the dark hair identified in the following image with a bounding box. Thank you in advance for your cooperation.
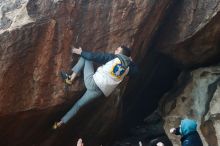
[120,45,131,57]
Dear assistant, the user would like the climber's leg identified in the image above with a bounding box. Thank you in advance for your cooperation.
[60,57,85,85]
[61,88,103,124]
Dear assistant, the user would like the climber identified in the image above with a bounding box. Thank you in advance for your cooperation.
[53,45,138,129]
[169,118,203,146]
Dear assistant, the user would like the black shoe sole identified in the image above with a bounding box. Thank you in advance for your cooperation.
[60,71,69,80]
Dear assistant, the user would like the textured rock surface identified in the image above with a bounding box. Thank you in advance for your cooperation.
[0,0,173,145]
[154,0,220,66]
[0,0,32,31]
[160,65,220,146]
[0,0,220,146]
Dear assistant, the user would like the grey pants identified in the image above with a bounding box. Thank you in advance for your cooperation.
[61,57,103,123]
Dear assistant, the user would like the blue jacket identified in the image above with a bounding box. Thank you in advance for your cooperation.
[175,119,203,146]
[81,50,139,78]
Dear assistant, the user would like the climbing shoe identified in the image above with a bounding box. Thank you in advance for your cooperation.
[60,71,72,85]
[52,121,62,130]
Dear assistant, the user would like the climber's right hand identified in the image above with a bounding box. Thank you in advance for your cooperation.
[72,46,82,55]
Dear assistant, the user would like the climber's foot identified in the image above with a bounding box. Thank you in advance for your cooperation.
[60,71,72,85]
[52,121,63,130]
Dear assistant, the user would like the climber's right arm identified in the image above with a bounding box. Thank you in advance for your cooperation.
[72,46,116,64]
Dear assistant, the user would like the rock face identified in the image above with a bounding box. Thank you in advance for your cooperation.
[0,0,33,31]
[154,0,220,66]
[0,0,173,146]
[161,65,220,146]
[0,0,220,146]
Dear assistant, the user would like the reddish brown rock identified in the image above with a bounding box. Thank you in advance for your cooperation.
[0,0,173,145]
[0,0,220,146]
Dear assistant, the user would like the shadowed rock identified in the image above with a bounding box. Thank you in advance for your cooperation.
[0,0,220,146]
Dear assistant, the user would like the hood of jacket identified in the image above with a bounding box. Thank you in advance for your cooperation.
[180,119,197,136]
[116,54,131,68]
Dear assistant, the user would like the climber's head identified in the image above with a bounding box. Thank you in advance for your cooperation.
[114,45,131,57]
